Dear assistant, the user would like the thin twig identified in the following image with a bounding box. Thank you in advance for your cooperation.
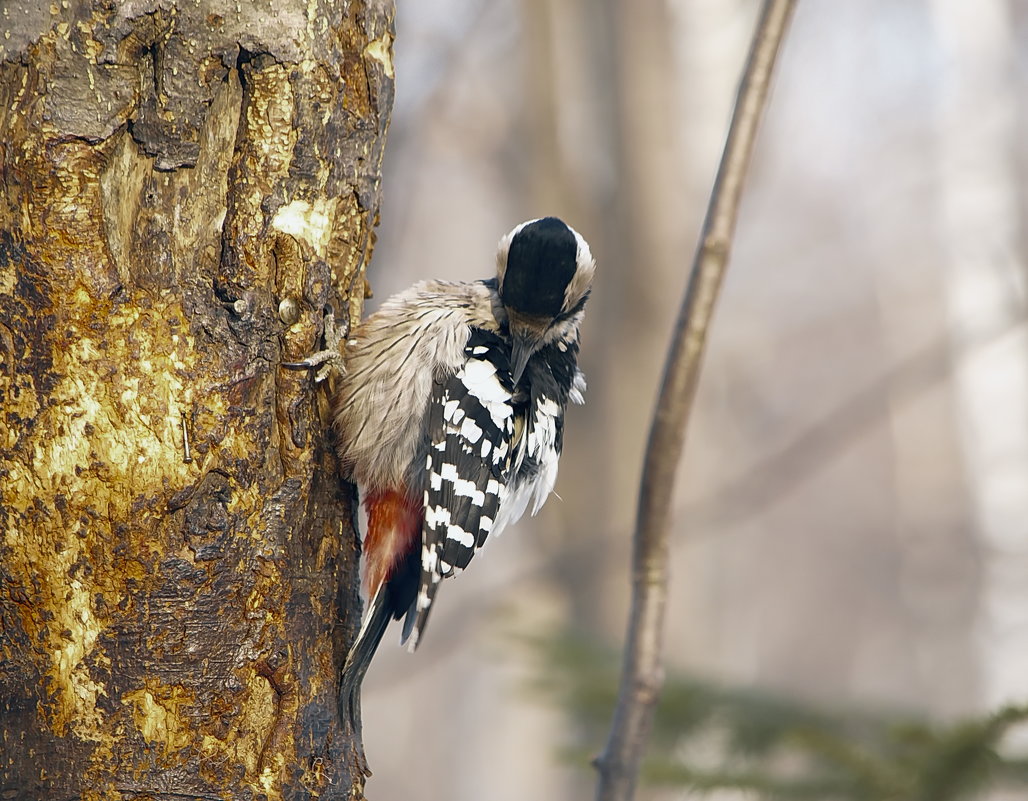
[593,2,798,799]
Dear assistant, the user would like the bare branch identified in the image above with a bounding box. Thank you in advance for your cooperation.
[593,2,799,799]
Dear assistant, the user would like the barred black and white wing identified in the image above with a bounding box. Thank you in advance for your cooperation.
[406,329,519,649]
[492,339,583,533]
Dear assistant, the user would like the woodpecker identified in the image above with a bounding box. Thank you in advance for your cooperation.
[312,216,593,771]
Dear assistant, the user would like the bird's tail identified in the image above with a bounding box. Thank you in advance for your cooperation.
[340,585,393,777]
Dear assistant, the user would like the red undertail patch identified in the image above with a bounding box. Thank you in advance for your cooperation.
[362,488,423,598]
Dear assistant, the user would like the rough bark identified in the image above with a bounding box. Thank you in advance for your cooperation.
[0,1,393,799]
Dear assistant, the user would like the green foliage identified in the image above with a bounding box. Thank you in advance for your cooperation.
[524,631,1028,800]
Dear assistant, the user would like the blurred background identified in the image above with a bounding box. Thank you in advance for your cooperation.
[359,1,1028,798]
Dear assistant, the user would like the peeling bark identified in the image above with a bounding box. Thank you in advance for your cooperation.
[0,1,394,799]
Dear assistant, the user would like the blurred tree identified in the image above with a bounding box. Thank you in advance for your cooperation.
[0,2,392,798]
[932,0,1028,718]
[532,630,1028,801]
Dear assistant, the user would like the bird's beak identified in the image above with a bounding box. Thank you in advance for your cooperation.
[507,308,549,385]
[510,332,535,385]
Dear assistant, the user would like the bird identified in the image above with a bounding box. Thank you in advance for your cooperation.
[298,216,594,774]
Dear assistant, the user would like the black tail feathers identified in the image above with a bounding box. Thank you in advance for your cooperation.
[340,587,392,777]
[339,549,419,776]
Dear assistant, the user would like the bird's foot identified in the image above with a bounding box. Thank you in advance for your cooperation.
[282,306,349,383]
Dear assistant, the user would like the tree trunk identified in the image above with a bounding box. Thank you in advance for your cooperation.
[0,2,393,799]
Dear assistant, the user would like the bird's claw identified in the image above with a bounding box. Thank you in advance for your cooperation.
[282,306,349,383]
[282,348,344,383]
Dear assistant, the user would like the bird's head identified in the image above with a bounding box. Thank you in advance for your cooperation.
[495,216,595,384]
